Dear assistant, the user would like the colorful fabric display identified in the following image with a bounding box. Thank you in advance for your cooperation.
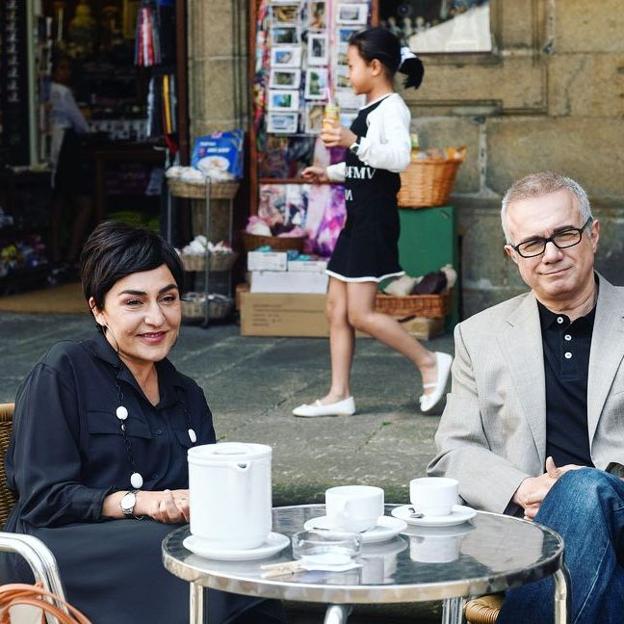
[135,1,161,67]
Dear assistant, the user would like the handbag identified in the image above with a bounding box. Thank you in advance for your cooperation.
[0,582,91,624]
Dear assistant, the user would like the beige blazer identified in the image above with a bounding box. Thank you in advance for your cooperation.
[428,274,624,514]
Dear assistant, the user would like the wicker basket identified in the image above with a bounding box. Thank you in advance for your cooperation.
[168,178,240,199]
[241,231,306,252]
[375,292,451,319]
[181,252,239,272]
[397,147,466,208]
[181,293,233,320]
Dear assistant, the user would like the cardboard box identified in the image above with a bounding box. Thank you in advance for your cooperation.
[247,251,288,272]
[240,291,445,338]
[240,292,329,337]
[287,259,328,273]
[250,270,329,294]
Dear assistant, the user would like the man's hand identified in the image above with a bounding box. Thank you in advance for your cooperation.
[513,456,583,520]
[320,125,357,149]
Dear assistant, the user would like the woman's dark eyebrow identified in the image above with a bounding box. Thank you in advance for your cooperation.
[118,284,179,297]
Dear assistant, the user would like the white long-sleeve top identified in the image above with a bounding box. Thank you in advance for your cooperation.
[50,82,90,134]
[49,82,90,174]
[326,93,411,182]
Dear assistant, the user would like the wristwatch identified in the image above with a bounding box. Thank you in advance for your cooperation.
[120,490,138,518]
[349,136,361,155]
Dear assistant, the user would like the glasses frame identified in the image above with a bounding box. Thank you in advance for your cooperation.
[510,217,593,258]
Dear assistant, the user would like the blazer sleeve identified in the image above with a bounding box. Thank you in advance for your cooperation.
[355,97,411,173]
[427,323,530,514]
[8,362,112,527]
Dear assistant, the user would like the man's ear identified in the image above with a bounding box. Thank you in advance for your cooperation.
[88,296,106,327]
[504,244,519,266]
[590,218,600,253]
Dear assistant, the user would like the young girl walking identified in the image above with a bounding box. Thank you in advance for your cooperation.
[293,27,452,417]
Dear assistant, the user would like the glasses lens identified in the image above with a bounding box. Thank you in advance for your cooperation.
[518,239,545,257]
[553,229,582,248]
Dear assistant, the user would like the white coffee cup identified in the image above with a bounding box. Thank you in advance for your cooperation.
[325,485,384,532]
[410,477,458,517]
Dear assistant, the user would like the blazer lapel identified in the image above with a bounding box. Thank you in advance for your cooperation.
[587,275,624,443]
[497,293,546,467]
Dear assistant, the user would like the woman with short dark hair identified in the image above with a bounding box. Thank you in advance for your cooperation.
[1,221,286,624]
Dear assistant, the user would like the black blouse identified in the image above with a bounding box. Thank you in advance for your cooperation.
[5,332,216,529]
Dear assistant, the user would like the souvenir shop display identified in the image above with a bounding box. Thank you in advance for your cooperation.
[165,130,243,324]
[248,0,379,256]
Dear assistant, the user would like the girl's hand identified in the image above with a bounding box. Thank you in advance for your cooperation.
[320,125,357,149]
[301,166,329,183]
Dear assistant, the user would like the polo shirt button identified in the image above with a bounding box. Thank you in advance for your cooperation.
[564,352,573,359]
[155,428,163,436]
[557,317,564,324]
[152,473,159,479]
[564,334,572,341]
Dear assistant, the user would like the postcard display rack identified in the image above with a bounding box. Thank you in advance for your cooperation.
[249,0,379,212]
[167,181,238,325]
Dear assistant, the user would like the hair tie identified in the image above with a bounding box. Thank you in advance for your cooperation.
[399,46,417,69]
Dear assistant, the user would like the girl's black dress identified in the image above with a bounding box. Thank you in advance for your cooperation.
[0,332,285,624]
[326,96,404,282]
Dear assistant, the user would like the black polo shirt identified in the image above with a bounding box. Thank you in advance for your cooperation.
[538,302,595,468]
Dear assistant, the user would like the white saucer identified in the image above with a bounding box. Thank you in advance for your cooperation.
[303,515,407,544]
[183,532,289,561]
[391,504,477,527]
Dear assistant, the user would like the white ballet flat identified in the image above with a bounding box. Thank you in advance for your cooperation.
[419,352,453,414]
[292,396,356,418]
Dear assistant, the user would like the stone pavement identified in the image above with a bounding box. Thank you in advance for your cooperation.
[0,311,454,623]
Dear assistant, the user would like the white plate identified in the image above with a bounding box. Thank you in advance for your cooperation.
[303,515,407,544]
[391,504,477,527]
[183,532,289,561]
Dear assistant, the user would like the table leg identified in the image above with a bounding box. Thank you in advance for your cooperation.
[441,597,464,624]
[189,582,204,624]
[553,566,570,624]
[324,604,351,624]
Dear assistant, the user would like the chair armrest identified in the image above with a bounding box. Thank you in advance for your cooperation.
[464,593,504,624]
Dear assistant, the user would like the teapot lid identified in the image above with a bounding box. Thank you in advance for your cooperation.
[188,442,271,463]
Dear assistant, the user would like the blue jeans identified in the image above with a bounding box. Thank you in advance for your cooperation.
[498,468,624,624]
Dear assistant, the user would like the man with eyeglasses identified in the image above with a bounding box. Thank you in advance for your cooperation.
[428,171,624,624]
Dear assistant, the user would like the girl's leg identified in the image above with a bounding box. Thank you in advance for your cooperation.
[319,277,355,404]
[345,281,439,390]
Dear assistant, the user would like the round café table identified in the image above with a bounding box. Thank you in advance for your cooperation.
[162,504,567,624]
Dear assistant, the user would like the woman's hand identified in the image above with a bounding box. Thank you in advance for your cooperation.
[320,125,357,149]
[301,166,329,183]
[137,489,190,523]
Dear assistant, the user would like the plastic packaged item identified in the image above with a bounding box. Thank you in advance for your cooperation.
[322,103,340,130]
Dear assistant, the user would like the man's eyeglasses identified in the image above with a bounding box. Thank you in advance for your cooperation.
[510,217,593,258]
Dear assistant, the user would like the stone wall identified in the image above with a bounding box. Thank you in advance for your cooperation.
[186,0,624,317]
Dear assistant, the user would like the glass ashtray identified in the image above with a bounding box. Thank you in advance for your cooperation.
[291,529,362,567]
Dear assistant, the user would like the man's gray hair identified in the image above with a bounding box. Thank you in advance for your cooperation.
[501,171,592,243]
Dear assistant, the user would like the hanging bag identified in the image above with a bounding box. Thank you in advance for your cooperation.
[0,582,91,624]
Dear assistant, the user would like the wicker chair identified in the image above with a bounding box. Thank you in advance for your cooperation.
[0,403,17,526]
[465,594,504,623]
[0,402,69,606]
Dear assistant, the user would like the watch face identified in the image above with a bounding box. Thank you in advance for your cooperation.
[121,492,136,512]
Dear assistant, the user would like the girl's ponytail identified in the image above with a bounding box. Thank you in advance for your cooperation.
[398,47,424,90]
[349,27,424,90]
